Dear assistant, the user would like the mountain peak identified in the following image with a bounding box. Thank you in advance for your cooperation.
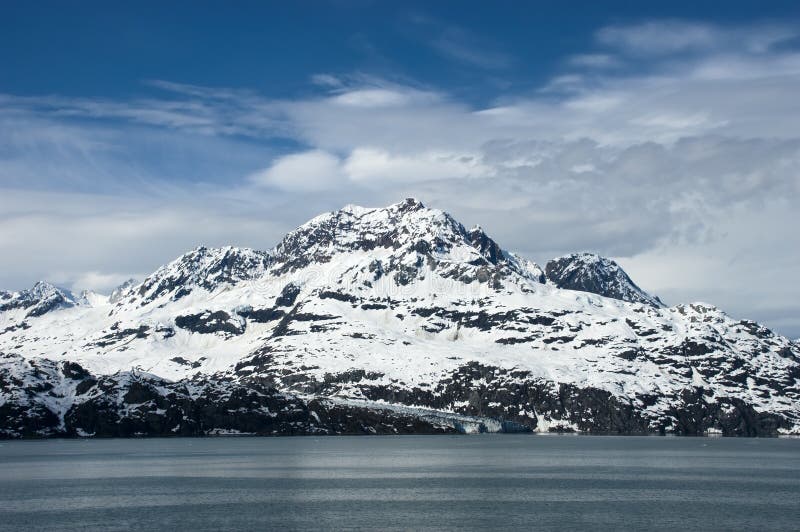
[77,289,110,307]
[131,246,271,305]
[271,199,541,289]
[467,225,506,265]
[0,281,77,317]
[395,197,426,211]
[30,280,64,297]
[273,199,460,263]
[109,278,138,304]
[545,252,664,307]
[339,198,426,216]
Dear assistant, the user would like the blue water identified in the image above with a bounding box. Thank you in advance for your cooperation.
[0,435,798,531]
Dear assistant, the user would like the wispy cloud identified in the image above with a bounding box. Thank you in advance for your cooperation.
[404,14,513,69]
[567,53,622,69]
[596,19,799,56]
[431,27,513,69]
[0,87,288,139]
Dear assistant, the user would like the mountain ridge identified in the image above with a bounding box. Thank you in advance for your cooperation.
[1,199,798,438]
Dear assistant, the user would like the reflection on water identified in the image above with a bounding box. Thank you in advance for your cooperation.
[0,435,798,530]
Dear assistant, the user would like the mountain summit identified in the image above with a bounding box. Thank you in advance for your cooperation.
[545,253,664,307]
[1,199,798,438]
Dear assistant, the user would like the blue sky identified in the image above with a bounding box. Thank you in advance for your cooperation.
[4,1,799,101]
[2,1,800,337]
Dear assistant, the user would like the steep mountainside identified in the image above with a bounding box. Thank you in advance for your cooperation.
[1,199,798,438]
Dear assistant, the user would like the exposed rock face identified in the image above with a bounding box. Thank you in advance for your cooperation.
[0,354,456,438]
[1,199,798,438]
[275,283,301,307]
[175,311,245,337]
[545,253,664,307]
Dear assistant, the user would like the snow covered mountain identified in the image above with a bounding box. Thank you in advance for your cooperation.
[0,281,78,318]
[1,198,798,438]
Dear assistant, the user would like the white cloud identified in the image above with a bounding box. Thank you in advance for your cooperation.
[251,147,494,190]
[250,150,345,191]
[68,271,142,294]
[617,199,800,333]
[331,88,423,108]
[564,94,625,112]
[598,20,719,55]
[568,54,622,68]
[0,187,293,295]
[597,20,799,57]
[344,148,493,183]
[310,73,343,88]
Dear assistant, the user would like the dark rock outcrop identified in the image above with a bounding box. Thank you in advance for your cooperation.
[0,354,456,438]
[175,311,245,336]
[545,253,664,307]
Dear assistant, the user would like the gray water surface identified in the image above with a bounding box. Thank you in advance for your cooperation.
[1,435,799,531]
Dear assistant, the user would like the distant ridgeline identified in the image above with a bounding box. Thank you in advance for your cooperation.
[2,199,798,438]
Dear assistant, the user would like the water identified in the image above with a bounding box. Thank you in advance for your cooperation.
[0,435,798,531]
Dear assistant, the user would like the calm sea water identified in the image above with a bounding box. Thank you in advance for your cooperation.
[0,435,798,531]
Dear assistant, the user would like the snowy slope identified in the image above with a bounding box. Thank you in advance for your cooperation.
[1,199,798,437]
